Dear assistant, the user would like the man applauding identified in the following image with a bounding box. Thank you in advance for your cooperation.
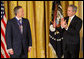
[61,5,82,58]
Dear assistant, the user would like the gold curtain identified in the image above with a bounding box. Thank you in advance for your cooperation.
[4,1,83,58]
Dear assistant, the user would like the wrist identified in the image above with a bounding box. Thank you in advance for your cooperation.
[65,25,68,30]
[7,48,13,51]
[29,46,32,48]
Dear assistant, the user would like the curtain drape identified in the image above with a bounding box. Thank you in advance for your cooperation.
[4,1,83,58]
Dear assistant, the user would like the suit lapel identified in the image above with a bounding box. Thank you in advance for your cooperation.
[22,18,26,35]
[67,15,76,26]
[13,17,22,35]
[69,15,76,26]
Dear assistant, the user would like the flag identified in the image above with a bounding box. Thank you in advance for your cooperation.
[49,1,64,58]
[1,1,10,58]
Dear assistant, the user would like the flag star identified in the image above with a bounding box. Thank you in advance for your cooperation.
[3,8,4,10]
[1,8,3,10]
[1,16,2,18]
[3,12,4,14]
[1,12,2,14]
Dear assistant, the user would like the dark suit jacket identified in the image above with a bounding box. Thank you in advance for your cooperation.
[63,15,82,44]
[5,17,32,56]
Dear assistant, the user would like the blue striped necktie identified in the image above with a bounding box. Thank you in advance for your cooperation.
[19,19,23,34]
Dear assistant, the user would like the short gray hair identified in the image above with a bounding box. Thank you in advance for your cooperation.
[68,5,77,12]
[14,6,22,16]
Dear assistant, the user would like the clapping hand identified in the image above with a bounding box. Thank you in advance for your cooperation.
[61,18,68,29]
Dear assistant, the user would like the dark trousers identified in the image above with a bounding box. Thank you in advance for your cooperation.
[63,42,80,58]
[10,46,28,58]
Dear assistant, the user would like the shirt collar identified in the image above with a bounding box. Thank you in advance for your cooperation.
[15,16,22,21]
[69,15,75,21]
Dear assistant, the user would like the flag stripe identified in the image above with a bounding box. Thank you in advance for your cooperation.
[1,47,6,58]
[1,52,4,58]
[3,15,7,24]
[1,21,6,34]
[1,40,10,58]
[1,34,7,49]
[1,18,6,28]
[1,28,6,43]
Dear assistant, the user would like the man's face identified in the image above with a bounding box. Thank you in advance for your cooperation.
[67,7,76,17]
[17,8,24,17]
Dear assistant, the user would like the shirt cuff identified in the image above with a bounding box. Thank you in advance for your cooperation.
[61,26,64,29]
[66,27,68,30]
[29,46,32,48]
[7,48,13,52]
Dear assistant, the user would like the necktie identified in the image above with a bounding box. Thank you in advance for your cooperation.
[19,19,23,34]
[68,18,71,27]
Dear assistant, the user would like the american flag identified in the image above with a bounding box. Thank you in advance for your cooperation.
[1,1,10,58]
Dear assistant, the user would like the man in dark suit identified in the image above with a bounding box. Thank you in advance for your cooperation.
[5,6,32,58]
[61,5,82,58]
